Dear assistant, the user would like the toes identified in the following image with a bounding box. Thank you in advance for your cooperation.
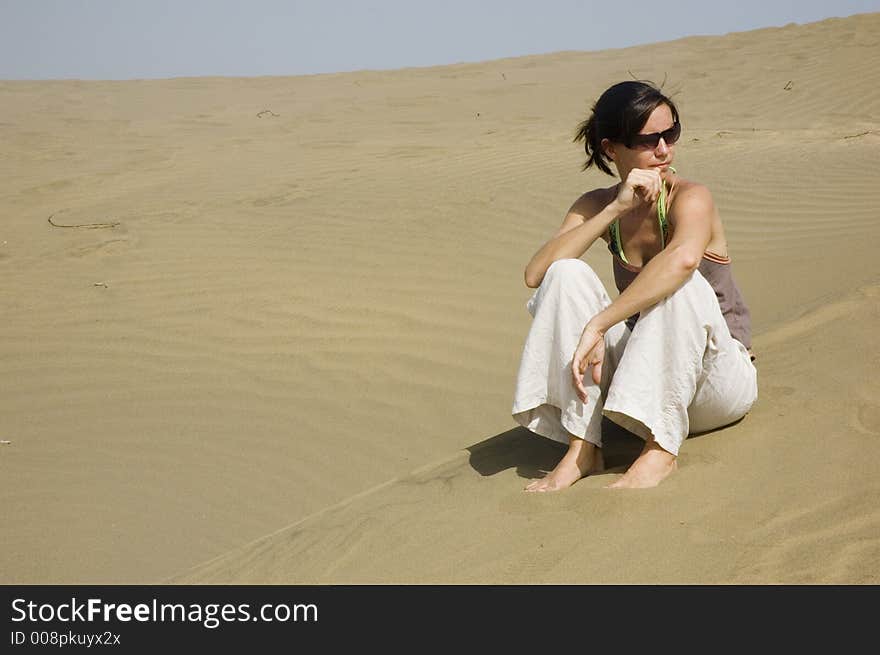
[524,478,555,492]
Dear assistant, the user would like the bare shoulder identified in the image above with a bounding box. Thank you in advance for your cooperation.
[568,184,618,217]
[554,187,614,238]
[669,178,717,218]
[667,176,727,253]
[555,185,618,241]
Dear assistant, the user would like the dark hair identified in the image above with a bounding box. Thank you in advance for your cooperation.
[574,80,680,176]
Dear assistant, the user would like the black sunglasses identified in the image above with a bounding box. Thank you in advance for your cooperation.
[626,121,681,150]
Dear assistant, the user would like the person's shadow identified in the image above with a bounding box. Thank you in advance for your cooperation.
[466,418,643,480]
[467,418,738,480]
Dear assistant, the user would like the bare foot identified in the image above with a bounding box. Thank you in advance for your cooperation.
[524,437,604,492]
[606,439,676,489]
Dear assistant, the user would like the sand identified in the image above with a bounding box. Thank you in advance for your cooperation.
[2,13,879,584]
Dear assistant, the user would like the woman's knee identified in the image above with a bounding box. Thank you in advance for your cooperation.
[528,258,608,318]
[542,258,597,288]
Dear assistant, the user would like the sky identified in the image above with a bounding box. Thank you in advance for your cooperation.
[2,0,879,80]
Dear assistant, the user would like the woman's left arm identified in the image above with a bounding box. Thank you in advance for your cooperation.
[588,184,715,334]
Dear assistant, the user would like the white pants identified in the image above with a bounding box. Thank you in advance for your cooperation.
[511,259,758,455]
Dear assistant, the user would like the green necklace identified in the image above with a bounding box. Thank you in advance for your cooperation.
[610,166,676,265]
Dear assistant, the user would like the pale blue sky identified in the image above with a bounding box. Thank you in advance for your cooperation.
[2,0,879,80]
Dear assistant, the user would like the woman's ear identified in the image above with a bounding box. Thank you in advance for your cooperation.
[600,138,615,161]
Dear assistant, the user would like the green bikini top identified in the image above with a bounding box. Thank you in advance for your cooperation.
[608,167,675,265]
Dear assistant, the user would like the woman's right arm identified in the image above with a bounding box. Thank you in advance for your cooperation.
[523,191,625,288]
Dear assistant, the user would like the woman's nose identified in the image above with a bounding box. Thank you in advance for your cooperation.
[656,138,670,155]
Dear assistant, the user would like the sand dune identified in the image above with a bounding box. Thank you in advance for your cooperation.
[1,13,879,584]
[168,282,880,584]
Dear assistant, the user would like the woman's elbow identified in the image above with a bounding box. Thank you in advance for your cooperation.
[524,268,541,289]
[671,248,701,275]
[681,253,701,273]
[524,260,545,288]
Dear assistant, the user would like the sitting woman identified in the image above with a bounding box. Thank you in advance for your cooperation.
[511,80,757,491]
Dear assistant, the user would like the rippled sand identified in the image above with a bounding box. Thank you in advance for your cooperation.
[2,12,879,584]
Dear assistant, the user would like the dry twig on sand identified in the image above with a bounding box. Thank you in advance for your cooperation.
[48,214,120,229]
[257,109,279,118]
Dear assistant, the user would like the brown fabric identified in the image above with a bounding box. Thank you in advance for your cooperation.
[610,252,752,350]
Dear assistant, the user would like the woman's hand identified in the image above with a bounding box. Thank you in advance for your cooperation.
[571,323,606,403]
[615,168,664,211]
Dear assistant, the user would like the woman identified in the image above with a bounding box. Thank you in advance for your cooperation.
[511,80,757,491]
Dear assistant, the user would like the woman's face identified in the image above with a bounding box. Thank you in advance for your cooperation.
[604,103,677,175]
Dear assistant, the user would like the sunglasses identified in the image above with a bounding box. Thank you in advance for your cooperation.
[626,121,681,150]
